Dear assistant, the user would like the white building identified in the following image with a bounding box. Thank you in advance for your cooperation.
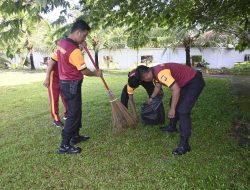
[11,47,250,70]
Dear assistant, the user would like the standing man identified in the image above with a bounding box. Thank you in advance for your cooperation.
[136,63,205,156]
[43,51,67,127]
[51,20,102,154]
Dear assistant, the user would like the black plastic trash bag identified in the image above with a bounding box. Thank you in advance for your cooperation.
[141,95,165,125]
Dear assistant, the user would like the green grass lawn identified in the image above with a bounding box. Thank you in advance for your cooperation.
[0,74,249,189]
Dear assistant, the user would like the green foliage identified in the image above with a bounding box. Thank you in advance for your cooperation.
[127,28,148,49]
[193,0,250,51]
[0,53,11,69]
[198,60,210,69]
[192,56,202,63]
[0,0,69,58]
[84,0,250,52]
[233,61,250,73]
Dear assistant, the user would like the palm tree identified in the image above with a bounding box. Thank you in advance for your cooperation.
[87,27,128,68]
[166,26,200,67]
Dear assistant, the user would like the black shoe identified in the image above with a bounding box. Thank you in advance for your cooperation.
[172,145,191,156]
[160,124,177,132]
[70,135,90,145]
[58,145,81,154]
[172,136,191,156]
[53,120,64,128]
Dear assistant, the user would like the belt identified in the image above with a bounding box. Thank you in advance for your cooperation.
[60,79,82,83]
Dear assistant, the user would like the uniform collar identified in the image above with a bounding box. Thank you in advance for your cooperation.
[151,67,157,80]
[65,37,79,46]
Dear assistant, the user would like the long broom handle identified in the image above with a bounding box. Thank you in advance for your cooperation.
[84,47,112,94]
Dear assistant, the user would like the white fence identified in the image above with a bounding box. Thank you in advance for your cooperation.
[10,47,250,69]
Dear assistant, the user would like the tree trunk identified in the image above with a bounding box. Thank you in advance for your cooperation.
[30,50,35,70]
[137,48,139,66]
[185,45,191,67]
[95,50,99,68]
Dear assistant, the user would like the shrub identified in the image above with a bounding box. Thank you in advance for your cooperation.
[233,61,250,73]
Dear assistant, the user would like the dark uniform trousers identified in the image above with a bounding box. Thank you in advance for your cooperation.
[60,79,83,145]
[171,72,205,137]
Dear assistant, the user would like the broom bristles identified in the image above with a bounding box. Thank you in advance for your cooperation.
[109,96,137,132]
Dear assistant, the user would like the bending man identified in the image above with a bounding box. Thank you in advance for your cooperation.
[136,63,205,155]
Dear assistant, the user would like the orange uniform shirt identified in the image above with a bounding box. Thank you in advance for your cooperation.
[152,63,197,88]
[55,38,86,80]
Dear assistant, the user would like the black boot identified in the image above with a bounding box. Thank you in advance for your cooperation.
[58,137,81,154]
[160,119,177,132]
[58,144,81,154]
[172,136,191,156]
[70,130,90,145]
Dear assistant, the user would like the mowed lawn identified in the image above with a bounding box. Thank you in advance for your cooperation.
[0,72,249,189]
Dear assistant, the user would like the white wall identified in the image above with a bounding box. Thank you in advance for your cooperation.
[9,52,48,69]
[85,47,250,69]
[10,47,250,69]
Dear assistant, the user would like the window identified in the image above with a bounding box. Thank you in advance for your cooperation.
[244,54,250,61]
[141,55,153,66]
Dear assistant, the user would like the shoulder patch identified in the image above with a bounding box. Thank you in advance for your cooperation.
[161,75,168,81]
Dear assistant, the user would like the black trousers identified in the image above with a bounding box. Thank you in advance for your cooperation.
[121,81,155,108]
[59,80,83,145]
[171,72,205,137]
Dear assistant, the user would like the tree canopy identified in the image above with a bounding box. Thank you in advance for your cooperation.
[0,0,249,62]
[83,0,250,51]
[0,0,69,58]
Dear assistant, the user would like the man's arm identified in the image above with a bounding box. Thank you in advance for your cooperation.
[128,94,137,119]
[81,69,102,77]
[148,82,162,104]
[168,83,180,118]
[43,59,56,88]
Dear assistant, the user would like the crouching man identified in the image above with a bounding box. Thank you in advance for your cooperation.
[121,69,165,125]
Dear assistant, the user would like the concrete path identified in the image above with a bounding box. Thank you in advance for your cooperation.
[230,75,250,147]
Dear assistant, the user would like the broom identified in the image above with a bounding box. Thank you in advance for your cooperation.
[84,47,137,132]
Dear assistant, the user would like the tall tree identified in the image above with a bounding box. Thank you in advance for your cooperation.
[191,0,250,51]
[0,0,69,58]
[86,27,128,67]
[83,0,250,52]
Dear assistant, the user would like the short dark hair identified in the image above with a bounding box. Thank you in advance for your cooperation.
[136,65,150,79]
[128,76,140,88]
[71,20,91,33]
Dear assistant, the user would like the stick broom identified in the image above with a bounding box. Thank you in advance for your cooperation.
[84,47,137,132]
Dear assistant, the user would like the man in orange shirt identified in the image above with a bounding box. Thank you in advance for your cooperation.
[121,69,165,125]
[43,51,67,127]
[136,63,205,156]
[47,20,102,154]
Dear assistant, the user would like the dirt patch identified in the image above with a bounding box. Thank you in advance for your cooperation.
[230,121,250,149]
[230,75,250,149]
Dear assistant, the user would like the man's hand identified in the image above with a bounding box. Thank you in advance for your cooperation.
[95,70,103,77]
[168,108,176,118]
[147,97,153,104]
[43,78,50,88]
[79,41,87,50]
